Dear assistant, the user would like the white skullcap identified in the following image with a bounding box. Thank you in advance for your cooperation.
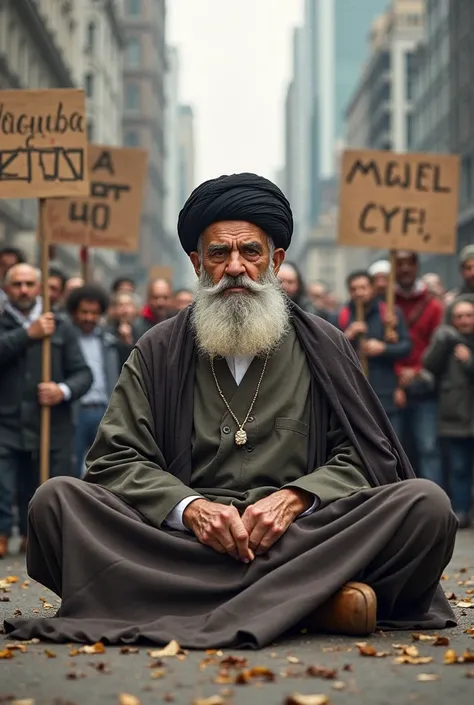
[368,260,391,276]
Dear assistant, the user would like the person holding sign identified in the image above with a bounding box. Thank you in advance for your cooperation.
[5,174,457,647]
[335,270,411,436]
[0,264,92,558]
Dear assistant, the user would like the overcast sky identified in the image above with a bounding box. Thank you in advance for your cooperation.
[167,0,304,186]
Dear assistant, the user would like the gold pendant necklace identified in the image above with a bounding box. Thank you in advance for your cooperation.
[210,354,269,446]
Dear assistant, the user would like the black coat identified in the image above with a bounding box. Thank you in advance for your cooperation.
[0,308,93,450]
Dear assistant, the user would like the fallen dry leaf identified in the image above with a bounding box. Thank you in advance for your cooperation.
[417,674,440,682]
[235,666,276,684]
[456,601,474,609]
[412,633,436,642]
[150,669,166,679]
[79,642,106,655]
[466,670,474,678]
[463,651,474,663]
[356,642,389,658]
[306,665,337,680]
[445,593,457,600]
[0,649,14,659]
[393,656,434,665]
[119,646,139,654]
[5,643,27,653]
[332,681,346,690]
[285,695,329,705]
[118,696,141,705]
[66,671,86,680]
[464,627,474,635]
[342,664,353,672]
[433,636,450,647]
[13,609,22,617]
[163,695,175,703]
[0,596,10,602]
[393,644,419,657]
[11,700,35,705]
[287,656,301,664]
[44,649,56,658]
[5,576,19,584]
[192,697,225,705]
[147,640,184,658]
[220,655,248,668]
[205,649,223,656]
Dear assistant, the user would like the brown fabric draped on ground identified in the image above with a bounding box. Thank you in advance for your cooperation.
[5,476,457,647]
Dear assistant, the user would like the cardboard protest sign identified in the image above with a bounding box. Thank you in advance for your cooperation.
[0,89,88,199]
[43,145,148,251]
[338,149,460,254]
[148,265,173,282]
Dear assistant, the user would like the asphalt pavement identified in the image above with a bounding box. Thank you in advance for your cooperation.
[0,529,473,705]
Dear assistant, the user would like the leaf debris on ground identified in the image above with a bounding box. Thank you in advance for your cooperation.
[284,695,329,705]
[147,640,186,658]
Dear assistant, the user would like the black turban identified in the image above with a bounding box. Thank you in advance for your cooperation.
[177,173,293,254]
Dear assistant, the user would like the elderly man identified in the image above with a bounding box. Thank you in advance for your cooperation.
[5,174,456,648]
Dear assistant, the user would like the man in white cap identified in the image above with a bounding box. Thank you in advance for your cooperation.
[368,260,390,299]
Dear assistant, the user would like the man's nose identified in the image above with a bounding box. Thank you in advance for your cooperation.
[226,252,246,277]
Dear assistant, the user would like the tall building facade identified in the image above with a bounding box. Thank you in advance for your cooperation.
[283,0,386,270]
[163,47,196,289]
[412,0,454,283]
[120,0,167,283]
[345,0,425,153]
[0,0,83,259]
[450,0,474,261]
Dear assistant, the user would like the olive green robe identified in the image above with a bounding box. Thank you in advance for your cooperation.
[84,328,370,525]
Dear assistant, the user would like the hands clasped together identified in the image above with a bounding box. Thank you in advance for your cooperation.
[183,489,311,562]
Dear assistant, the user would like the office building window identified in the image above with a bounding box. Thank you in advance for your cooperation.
[128,0,141,15]
[126,38,141,67]
[85,72,94,98]
[86,21,96,53]
[124,131,140,147]
[125,83,140,110]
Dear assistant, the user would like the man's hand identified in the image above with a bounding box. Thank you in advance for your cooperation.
[27,313,55,340]
[398,367,417,388]
[345,321,367,340]
[37,382,65,407]
[241,489,312,557]
[361,339,386,357]
[183,499,254,562]
[454,344,472,363]
[394,387,407,409]
[118,322,133,345]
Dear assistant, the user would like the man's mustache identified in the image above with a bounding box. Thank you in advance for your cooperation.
[201,274,273,296]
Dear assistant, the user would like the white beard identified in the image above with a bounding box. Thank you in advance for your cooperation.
[191,267,290,358]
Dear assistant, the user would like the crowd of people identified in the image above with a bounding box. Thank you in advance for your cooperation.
[0,238,473,560]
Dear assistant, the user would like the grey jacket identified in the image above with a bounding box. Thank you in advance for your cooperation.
[423,325,474,437]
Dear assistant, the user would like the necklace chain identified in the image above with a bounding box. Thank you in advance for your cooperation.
[210,354,269,445]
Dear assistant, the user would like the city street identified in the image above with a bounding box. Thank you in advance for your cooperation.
[0,530,473,705]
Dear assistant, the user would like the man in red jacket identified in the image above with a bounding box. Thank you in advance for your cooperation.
[394,251,444,486]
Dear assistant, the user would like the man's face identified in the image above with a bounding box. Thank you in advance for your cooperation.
[174,290,193,310]
[395,254,418,290]
[0,253,21,281]
[308,282,326,308]
[148,280,172,315]
[372,273,389,297]
[451,301,474,335]
[65,277,84,298]
[4,265,40,311]
[72,299,102,334]
[115,296,137,322]
[349,276,373,305]
[48,276,64,307]
[191,220,284,288]
[461,258,474,290]
[278,265,299,297]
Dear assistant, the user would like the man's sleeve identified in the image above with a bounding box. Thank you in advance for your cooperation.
[379,307,412,360]
[282,411,370,510]
[0,326,32,365]
[84,348,204,528]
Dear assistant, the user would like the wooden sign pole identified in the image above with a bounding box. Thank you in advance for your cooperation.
[39,199,51,485]
[80,245,89,283]
[355,299,369,376]
[385,250,397,341]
